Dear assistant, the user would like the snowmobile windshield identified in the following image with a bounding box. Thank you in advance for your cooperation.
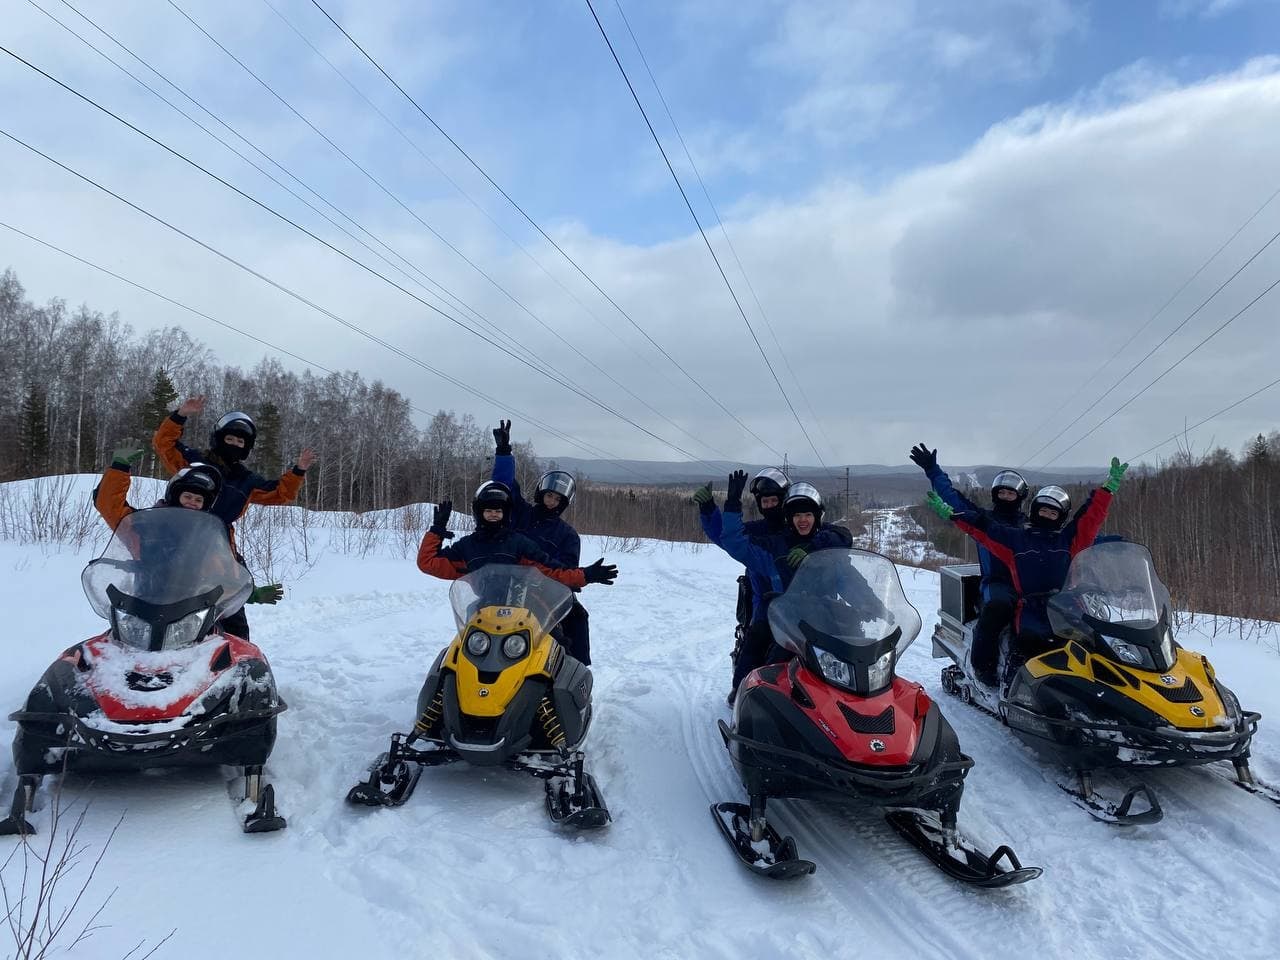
[449,564,574,639]
[1053,541,1171,629]
[769,549,922,660]
[81,509,252,626]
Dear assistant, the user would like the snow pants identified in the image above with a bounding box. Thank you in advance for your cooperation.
[732,619,779,690]
[972,582,1016,684]
[221,604,251,641]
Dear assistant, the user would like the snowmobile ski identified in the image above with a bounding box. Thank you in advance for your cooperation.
[710,802,816,880]
[1218,759,1280,810]
[1057,773,1163,826]
[885,809,1042,888]
[0,775,39,837]
[545,770,610,829]
[346,749,428,808]
[243,783,287,833]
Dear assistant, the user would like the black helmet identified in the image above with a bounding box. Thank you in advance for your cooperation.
[991,469,1028,506]
[210,411,257,463]
[1029,485,1070,529]
[750,467,790,504]
[165,463,223,512]
[783,481,825,524]
[472,480,513,528]
[535,471,576,515]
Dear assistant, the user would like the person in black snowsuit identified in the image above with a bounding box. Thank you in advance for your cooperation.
[909,443,1027,686]
[489,420,596,663]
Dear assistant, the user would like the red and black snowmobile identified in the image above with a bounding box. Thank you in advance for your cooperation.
[0,508,287,837]
[713,548,1041,886]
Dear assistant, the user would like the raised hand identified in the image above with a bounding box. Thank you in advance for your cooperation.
[178,395,206,417]
[583,558,618,585]
[432,500,453,534]
[909,443,938,473]
[1103,457,1129,493]
[111,443,145,470]
[493,419,512,455]
[925,490,954,521]
[725,469,749,512]
[692,482,715,511]
[296,447,317,471]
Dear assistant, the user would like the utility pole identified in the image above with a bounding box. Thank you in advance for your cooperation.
[845,466,851,520]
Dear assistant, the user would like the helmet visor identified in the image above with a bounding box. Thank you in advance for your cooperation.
[536,471,576,502]
[750,467,791,497]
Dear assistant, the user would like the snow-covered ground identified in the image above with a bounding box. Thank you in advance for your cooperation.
[855,506,958,566]
[1,479,1278,960]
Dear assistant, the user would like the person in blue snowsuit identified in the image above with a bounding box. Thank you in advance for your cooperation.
[490,420,594,663]
[704,471,852,697]
[909,444,1028,686]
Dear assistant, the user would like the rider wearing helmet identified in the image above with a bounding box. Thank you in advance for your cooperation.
[417,482,618,611]
[489,420,599,662]
[926,459,1129,682]
[711,471,854,688]
[94,441,225,528]
[908,444,1028,686]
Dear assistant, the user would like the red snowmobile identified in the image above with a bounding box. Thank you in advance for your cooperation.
[713,548,1041,886]
[0,508,287,836]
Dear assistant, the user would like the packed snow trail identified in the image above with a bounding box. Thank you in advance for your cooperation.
[1,513,1279,958]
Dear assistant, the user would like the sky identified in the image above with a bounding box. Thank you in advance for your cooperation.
[2,0,1280,470]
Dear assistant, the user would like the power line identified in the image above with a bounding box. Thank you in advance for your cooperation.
[582,0,832,477]
[306,0,782,459]
[38,0,733,465]
[0,125,695,471]
[0,217,637,467]
[0,48,719,466]
[1129,373,1280,461]
[1020,219,1280,467]
[1044,272,1280,466]
[610,0,843,467]
[1009,184,1280,460]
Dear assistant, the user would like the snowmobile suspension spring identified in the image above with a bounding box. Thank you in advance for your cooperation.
[536,697,566,749]
[414,691,444,736]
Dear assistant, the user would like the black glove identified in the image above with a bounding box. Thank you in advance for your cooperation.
[909,443,938,473]
[724,470,748,513]
[493,419,512,456]
[582,558,618,586]
[431,500,453,537]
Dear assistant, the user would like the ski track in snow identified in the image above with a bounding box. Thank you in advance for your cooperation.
[1,523,1279,959]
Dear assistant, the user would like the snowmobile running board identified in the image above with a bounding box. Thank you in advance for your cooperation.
[884,810,1042,888]
[710,803,816,880]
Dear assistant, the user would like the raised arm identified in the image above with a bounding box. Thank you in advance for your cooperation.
[93,445,142,529]
[910,443,980,514]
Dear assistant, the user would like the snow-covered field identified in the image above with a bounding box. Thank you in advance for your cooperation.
[1,480,1278,960]
[854,506,958,567]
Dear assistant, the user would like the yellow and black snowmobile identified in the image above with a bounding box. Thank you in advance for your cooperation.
[346,564,608,828]
[934,540,1272,824]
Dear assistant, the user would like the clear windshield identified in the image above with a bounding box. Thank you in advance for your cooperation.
[449,565,574,637]
[1056,541,1171,628]
[768,549,922,658]
[81,509,252,622]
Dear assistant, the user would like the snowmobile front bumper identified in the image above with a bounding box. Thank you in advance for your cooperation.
[9,702,286,775]
[1003,703,1259,768]
[718,719,972,810]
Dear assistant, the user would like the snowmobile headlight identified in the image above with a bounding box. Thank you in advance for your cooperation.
[113,609,152,650]
[814,647,852,689]
[866,649,894,693]
[1103,636,1153,669]
[164,608,211,649]
[501,632,530,660]
[465,630,492,656]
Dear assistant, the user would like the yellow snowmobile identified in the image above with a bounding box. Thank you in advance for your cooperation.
[346,564,608,828]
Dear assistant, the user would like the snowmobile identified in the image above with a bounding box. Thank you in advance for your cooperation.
[713,548,1040,886]
[0,508,287,837]
[932,539,1269,824]
[347,564,608,828]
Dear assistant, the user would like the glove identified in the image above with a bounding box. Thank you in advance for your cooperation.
[925,490,954,521]
[786,546,809,568]
[493,419,512,456]
[1103,456,1128,493]
[724,470,748,513]
[583,558,618,586]
[431,500,453,536]
[111,445,145,470]
[248,583,284,605]
[909,443,938,473]
[692,482,715,513]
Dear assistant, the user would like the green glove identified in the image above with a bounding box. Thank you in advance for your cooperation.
[692,482,715,509]
[925,490,954,521]
[248,583,284,605]
[786,546,809,568]
[111,445,145,470]
[1103,457,1128,493]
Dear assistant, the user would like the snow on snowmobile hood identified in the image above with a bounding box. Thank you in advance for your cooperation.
[82,508,252,633]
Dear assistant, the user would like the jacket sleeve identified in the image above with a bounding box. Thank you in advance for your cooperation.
[1066,488,1113,556]
[492,452,535,528]
[927,466,981,515]
[952,515,1022,594]
[720,511,783,592]
[822,523,854,548]
[513,533,587,589]
[699,504,724,545]
[245,467,306,512]
[93,464,135,530]
[562,526,581,568]
[492,453,516,487]
[153,411,199,475]
[416,530,468,580]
